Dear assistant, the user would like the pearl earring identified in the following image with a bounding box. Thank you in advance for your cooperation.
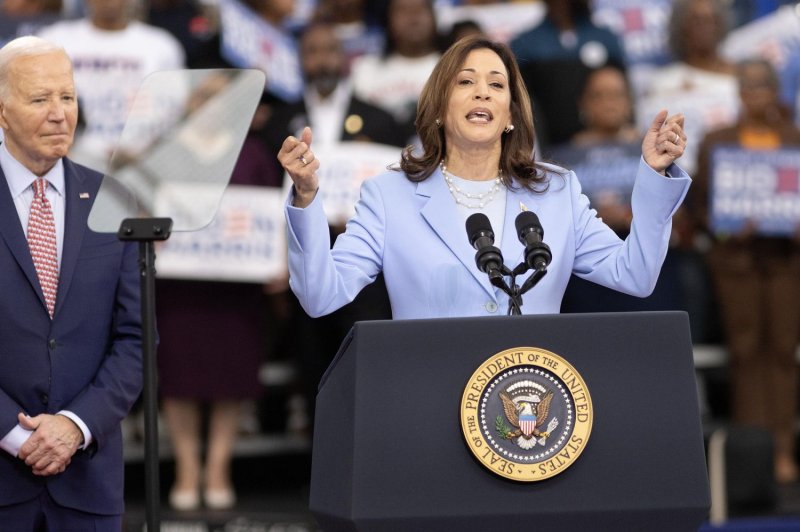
[504,125,515,133]
[435,119,442,127]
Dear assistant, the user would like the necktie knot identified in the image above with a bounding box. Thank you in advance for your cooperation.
[33,177,48,199]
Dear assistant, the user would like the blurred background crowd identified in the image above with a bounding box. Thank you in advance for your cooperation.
[3,0,800,521]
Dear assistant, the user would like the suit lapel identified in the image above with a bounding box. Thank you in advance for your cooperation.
[418,167,496,299]
[0,166,48,309]
[54,159,91,318]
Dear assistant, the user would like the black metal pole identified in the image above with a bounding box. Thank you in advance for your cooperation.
[140,240,160,532]
[118,218,172,532]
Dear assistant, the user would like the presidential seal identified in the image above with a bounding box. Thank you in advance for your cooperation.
[460,347,593,481]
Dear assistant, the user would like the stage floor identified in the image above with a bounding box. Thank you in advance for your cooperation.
[122,434,800,532]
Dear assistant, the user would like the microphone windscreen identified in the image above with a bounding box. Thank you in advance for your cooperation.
[515,210,542,241]
[466,213,493,246]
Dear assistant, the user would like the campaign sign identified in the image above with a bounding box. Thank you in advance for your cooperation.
[284,142,402,224]
[592,0,674,66]
[711,146,800,236]
[218,0,302,102]
[550,142,641,207]
[156,185,287,283]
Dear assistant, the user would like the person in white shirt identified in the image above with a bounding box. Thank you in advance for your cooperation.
[38,0,185,172]
[636,0,738,175]
[350,0,441,137]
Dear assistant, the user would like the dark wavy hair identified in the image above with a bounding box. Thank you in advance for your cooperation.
[398,36,549,191]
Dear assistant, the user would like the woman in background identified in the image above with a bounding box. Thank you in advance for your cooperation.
[694,59,800,485]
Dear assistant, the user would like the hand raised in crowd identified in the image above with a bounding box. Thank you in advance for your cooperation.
[642,110,686,175]
[17,412,83,476]
[278,126,320,208]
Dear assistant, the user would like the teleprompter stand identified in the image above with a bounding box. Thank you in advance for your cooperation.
[118,217,173,532]
[87,68,266,531]
[310,311,710,531]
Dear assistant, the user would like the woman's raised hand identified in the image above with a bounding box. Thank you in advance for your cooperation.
[642,110,686,175]
[278,126,320,208]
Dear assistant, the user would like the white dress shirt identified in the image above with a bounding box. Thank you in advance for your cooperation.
[0,143,93,456]
[304,80,353,147]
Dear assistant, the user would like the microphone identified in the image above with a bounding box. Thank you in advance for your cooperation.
[515,211,552,272]
[465,213,506,287]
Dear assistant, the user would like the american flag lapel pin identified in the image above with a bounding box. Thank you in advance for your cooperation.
[79,192,90,199]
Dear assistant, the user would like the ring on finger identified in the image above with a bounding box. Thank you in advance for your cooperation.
[674,133,680,144]
[299,155,308,165]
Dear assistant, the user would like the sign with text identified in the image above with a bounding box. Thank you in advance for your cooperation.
[285,142,401,224]
[593,0,674,66]
[550,142,641,207]
[156,185,286,282]
[592,0,675,97]
[219,0,302,101]
[711,146,800,236]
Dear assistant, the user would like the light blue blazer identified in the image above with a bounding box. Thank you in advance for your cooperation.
[286,158,690,319]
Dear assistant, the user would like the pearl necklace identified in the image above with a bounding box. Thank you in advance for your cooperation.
[441,162,503,209]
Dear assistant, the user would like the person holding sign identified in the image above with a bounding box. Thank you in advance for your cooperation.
[694,58,800,485]
[278,35,690,319]
[556,64,688,317]
[564,64,641,235]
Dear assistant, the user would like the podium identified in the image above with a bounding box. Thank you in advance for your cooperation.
[310,311,710,531]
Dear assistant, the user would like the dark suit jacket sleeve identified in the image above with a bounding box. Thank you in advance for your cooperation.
[0,389,25,439]
[66,237,142,451]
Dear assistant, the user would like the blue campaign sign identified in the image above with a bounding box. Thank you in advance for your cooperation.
[218,0,302,102]
[550,142,641,207]
[592,0,674,66]
[711,146,800,236]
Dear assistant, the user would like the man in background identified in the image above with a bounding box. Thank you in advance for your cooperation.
[267,20,408,149]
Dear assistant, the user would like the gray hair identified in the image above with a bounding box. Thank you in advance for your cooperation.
[0,36,68,99]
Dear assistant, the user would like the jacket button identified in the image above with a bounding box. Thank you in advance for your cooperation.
[485,301,498,313]
[41,394,49,404]
[48,339,56,350]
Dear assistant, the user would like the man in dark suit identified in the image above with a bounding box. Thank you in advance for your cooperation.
[266,21,409,152]
[0,36,141,530]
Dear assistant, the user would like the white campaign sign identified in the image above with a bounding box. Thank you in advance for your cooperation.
[283,142,402,224]
[156,185,287,283]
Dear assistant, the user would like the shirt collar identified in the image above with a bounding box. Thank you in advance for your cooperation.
[0,142,65,199]
[304,79,352,112]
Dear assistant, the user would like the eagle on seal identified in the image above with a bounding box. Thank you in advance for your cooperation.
[500,389,554,450]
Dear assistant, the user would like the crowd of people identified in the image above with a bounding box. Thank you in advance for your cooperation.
[2,0,800,517]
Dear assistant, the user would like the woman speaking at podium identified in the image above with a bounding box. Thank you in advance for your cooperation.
[277,36,691,319]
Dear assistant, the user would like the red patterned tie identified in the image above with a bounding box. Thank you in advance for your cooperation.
[28,178,59,318]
